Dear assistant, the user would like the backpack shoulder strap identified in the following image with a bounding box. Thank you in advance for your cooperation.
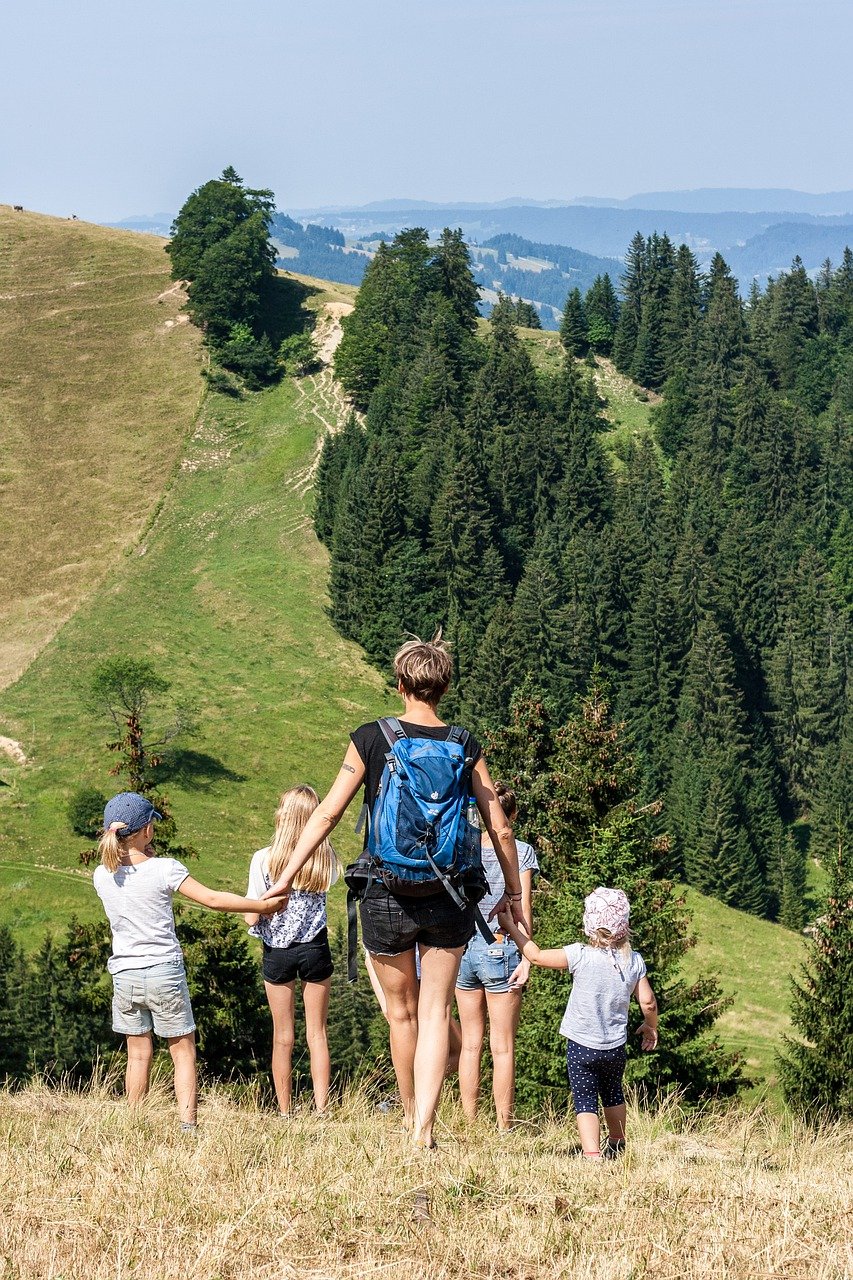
[378,716,406,749]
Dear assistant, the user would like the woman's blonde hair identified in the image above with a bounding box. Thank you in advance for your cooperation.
[394,631,453,705]
[587,927,632,958]
[267,785,339,893]
[98,827,132,874]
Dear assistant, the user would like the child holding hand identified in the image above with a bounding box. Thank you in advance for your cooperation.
[499,886,658,1159]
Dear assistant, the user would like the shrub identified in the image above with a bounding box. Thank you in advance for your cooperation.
[67,786,107,839]
[279,331,319,377]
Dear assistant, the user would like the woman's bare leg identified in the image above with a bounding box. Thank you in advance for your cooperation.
[369,949,420,1127]
[302,978,332,1112]
[412,944,464,1147]
[456,986,487,1120]
[484,988,522,1131]
[264,979,297,1114]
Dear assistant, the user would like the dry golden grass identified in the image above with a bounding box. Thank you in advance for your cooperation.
[0,207,202,690]
[1,1081,849,1279]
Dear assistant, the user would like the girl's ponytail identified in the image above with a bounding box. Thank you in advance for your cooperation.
[98,825,127,873]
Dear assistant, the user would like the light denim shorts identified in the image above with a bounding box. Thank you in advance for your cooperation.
[456,933,521,994]
[111,958,195,1038]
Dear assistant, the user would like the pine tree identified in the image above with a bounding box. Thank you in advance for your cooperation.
[559,288,588,356]
[494,679,743,1111]
[431,227,480,331]
[621,557,680,801]
[612,232,646,373]
[584,274,620,355]
[663,244,703,377]
[0,926,30,1078]
[313,414,364,546]
[768,257,820,391]
[778,842,853,1118]
[631,233,675,390]
[668,618,772,914]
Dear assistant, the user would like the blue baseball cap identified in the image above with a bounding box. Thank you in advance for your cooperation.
[103,792,163,836]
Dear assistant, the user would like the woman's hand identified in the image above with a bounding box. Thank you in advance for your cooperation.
[636,1022,659,1051]
[508,956,531,991]
[262,876,292,901]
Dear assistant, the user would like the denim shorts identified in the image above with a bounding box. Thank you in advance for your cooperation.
[456,933,522,993]
[111,958,195,1038]
[360,882,475,955]
[262,929,334,984]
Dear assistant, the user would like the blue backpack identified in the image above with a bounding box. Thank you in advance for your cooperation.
[367,718,481,888]
[345,717,492,979]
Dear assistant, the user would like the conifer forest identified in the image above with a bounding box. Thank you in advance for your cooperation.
[319,229,853,933]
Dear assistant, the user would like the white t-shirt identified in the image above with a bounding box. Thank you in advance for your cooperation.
[93,856,190,975]
[479,838,539,923]
[246,847,337,948]
[559,943,647,1049]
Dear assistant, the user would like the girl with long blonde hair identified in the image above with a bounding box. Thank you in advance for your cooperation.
[245,785,341,1115]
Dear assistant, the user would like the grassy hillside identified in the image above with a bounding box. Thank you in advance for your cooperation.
[2,1084,848,1279]
[0,207,202,690]
[0,269,384,944]
[0,239,804,1091]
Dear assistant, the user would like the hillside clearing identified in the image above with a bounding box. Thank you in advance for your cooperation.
[0,270,385,947]
[0,208,203,691]
[1,1084,848,1280]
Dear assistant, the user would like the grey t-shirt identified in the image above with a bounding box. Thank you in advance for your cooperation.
[93,856,190,974]
[559,943,647,1049]
[479,839,539,922]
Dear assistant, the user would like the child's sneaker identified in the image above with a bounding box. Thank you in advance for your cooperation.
[603,1138,625,1160]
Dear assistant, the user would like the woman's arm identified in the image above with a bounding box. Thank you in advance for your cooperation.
[634,975,659,1050]
[178,877,288,915]
[499,911,568,970]
[508,867,535,988]
[262,743,366,898]
[471,757,524,924]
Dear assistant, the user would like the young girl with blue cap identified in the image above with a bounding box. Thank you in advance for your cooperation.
[93,791,287,1129]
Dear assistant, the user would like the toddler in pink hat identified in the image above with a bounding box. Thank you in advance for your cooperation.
[499,885,658,1159]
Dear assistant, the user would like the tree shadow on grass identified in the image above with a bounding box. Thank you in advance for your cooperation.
[260,273,322,348]
[154,749,247,793]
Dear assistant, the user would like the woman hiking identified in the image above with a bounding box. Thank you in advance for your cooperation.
[262,633,524,1150]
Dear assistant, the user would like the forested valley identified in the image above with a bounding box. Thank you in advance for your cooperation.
[319,228,853,933]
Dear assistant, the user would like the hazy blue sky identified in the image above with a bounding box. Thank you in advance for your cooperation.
[2,0,851,220]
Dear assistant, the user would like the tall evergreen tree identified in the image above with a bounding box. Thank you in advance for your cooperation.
[559,288,588,356]
[584,273,620,355]
[491,680,743,1111]
[778,841,853,1119]
[612,232,646,373]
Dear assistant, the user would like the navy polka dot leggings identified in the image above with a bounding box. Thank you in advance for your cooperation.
[566,1039,627,1114]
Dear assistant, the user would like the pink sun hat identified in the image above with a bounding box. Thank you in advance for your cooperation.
[583,886,630,940]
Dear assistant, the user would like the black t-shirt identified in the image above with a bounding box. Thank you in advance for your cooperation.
[350,719,483,819]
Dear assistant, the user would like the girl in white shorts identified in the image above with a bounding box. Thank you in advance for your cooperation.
[93,791,286,1129]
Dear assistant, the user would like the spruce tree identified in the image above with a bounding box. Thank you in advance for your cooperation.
[559,288,588,356]
[612,232,646,373]
[584,274,620,355]
[492,679,743,1111]
[0,926,30,1079]
[663,244,703,377]
[431,227,480,331]
[778,843,853,1119]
